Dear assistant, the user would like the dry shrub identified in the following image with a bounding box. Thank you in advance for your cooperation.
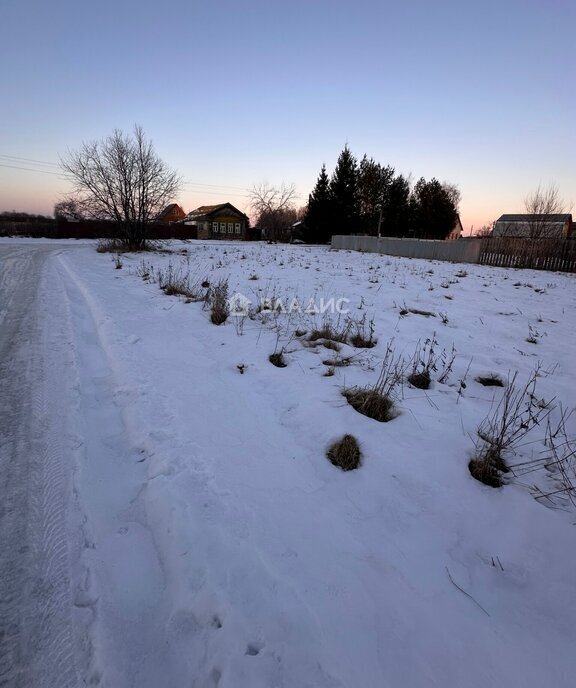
[323,340,341,351]
[157,262,203,300]
[327,435,361,471]
[97,238,125,253]
[209,278,229,325]
[469,368,553,488]
[408,334,456,388]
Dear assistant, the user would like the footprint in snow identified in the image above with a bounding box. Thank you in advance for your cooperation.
[245,641,264,656]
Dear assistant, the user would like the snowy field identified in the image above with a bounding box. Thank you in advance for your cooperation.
[2,238,576,687]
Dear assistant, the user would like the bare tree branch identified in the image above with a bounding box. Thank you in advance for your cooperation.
[249,182,297,242]
[60,125,181,249]
[524,183,567,239]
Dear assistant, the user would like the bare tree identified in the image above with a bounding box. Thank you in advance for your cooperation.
[54,199,85,221]
[60,125,181,249]
[524,183,567,239]
[442,181,461,212]
[474,221,495,237]
[248,182,297,242]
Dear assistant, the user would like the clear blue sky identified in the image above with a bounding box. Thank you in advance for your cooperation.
[1,0,574,232]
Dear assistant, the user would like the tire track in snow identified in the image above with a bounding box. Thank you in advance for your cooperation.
[55,254,173,686]
[0,246,78,688]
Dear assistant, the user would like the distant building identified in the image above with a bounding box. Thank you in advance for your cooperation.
[493,214,573,239]
[156,203,186,223]
[446,214,463,241]
[181,203,249,240]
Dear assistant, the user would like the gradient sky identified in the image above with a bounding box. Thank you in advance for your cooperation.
[1,0,574,233]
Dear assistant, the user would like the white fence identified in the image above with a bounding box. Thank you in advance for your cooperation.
[331,235,483,264]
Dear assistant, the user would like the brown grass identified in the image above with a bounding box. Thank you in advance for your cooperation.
[269,352,287,368]
[308,321,349,344]
[476,375,505,387]
[327,434,361,471]
[322,357,352,367]
[350,333,376,348]
[407,371,431,390]
[342,388,395,422]
[209,279,229,325]
[468,449,509,488]
[408,308,436,317]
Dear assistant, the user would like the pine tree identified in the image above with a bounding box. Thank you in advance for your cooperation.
[357,157,395,235]
[329,145,359,235]
[380,173,411,237]
[411,178,458,239]
[304,164,332,243]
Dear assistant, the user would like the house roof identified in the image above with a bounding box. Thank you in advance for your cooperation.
[156,203,184,220]
[183,202,247,221]
[496,214,572,223]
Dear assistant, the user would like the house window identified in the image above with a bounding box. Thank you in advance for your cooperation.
[220,222,226,232]
[235,223,241,234]
[228,223,233,233]
[213,222,219,233]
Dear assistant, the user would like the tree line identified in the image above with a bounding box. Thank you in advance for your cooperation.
[304,145,460,243]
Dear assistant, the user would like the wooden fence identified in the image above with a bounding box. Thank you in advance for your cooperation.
[479,237,576,273]
[0,220,198,240]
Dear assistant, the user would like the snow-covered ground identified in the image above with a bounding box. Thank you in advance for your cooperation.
[2,238,576,687]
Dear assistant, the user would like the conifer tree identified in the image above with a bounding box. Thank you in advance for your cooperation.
[329,145,360,235]
[380,173,411,237]
[304,164,332,243]
[357,157,394,235]
[411,177,458,239]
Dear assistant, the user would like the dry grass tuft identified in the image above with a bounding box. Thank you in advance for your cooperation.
[327,434,361,471]
[407,371,431,390]
[469,368,553,489]
[408,308,436,317]
[342,388,395,422]
[308,319,350,344]
[269,352,287,368]
[349,314,377,348]
[157,262,203,300]
[476,374,505,387]
[97,238,125,253]
[209,278,229,325]
[468,449,509,488]
[322,357,352,367]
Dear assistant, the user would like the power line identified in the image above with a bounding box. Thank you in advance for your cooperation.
[182,180,248,191]
[0,162,68,178]
[0,154,61,168]
[0,154,251,192]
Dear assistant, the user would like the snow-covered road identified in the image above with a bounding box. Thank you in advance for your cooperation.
[0,244,78,687]
[1,239,575,688]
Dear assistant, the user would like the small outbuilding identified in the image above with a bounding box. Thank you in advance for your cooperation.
[493,214,573,239]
